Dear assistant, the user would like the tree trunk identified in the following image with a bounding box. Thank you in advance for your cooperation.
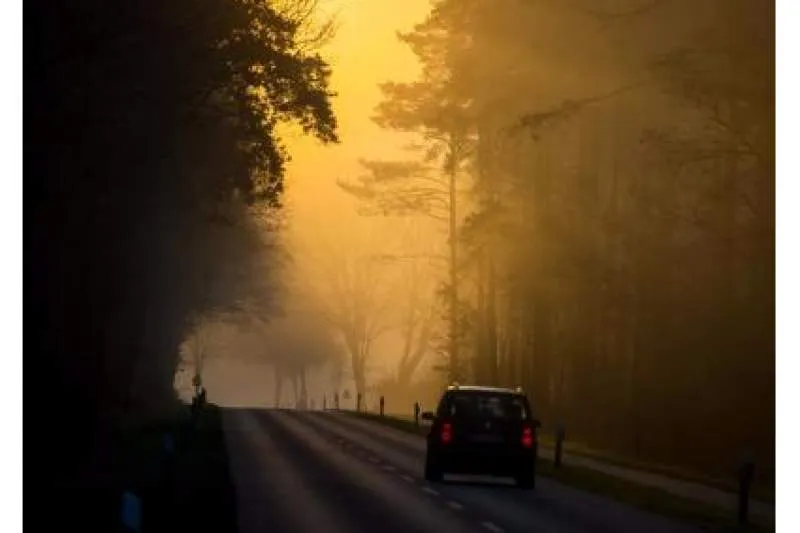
[292,372,300,405]
[397,315,433,389]
[475,248,487,381]
[397,307,416,384]
[346,331,369,399]
[299,367,308,409]
[486,255,498,385]
[274,365,283,407]
[448,145,460,382]
[353,365,366,401]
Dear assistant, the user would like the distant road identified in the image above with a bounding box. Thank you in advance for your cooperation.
[223,409,706,533]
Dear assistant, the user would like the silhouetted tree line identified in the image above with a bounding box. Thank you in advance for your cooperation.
[25,0,337,497]
[352,0,773,484]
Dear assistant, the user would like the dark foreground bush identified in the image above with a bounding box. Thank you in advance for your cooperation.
[29,404,237,533]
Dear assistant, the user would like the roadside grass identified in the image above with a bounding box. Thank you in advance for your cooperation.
[347,410,429,436]
[534,437,774,504]
[536,461,772,533]
[340,410,773,533]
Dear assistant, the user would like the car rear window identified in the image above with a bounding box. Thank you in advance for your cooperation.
[442,392,530,421]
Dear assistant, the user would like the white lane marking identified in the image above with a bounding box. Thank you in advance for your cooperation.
[401,474,414,483]
[421,486,440,496]
[446,501,464,511]
[481,521,504,533]
[381,464,396,472]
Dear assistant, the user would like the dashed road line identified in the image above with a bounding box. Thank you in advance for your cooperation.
[314,420,517,533]
[481,521,504,533]
[315,419,512,533]
[325,433,413,484]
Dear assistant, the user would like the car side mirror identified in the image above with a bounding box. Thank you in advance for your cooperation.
[421,411,435,421]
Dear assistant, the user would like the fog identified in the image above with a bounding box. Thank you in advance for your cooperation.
[189,0,773,486]
[191,208,448,412]
[28,0,773,498]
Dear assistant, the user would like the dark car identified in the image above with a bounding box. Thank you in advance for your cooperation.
[422,385,540,488]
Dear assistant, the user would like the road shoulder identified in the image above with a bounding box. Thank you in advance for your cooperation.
[341,410,773,533]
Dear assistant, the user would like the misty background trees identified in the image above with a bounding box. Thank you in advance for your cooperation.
[340,0,774,484]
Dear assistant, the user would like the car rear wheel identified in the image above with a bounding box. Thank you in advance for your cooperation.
[424,453,444,482]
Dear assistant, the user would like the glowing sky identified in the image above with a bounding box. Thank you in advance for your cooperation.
[281,0,432,228]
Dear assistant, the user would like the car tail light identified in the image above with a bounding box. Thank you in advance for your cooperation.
[440,422,453,444]
[521,426,535,448]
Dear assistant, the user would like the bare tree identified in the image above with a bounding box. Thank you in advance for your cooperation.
[378,220,444,390]
[297,225,398,399]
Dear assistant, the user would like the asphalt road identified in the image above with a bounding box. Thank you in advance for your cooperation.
[223,409,705,533]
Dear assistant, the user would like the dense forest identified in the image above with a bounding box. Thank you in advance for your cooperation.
[341,0,774,484]
[25,0,339,500]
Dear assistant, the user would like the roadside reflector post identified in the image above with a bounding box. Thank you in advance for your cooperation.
[120,491,142,532]
[414,401,421,426]
[380,396,385,417]
[738,449,755,525]
[555,423,566,468]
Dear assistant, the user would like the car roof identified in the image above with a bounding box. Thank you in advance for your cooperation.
[445,385,524,395]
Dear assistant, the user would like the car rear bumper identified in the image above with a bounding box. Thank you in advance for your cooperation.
[431,446,537,476]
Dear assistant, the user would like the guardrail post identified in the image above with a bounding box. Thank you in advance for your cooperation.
[414,401,420,426]
[380,396,385,417]
[738,450,755,525]
[555,423,566,468]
